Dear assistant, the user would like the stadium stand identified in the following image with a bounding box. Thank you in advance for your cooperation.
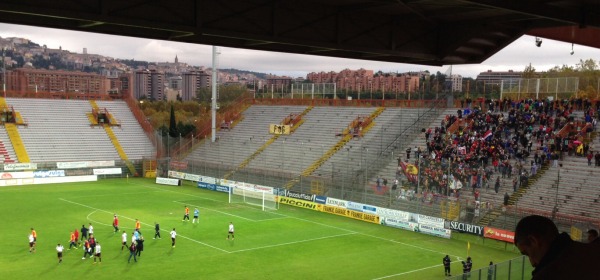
[2,98,154,163]
[0,126,17,163]
[7,98,120,162]
[96,100,156,160]
[184,105,305,176]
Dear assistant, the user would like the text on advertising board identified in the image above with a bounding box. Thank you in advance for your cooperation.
[483,227,515,243]
[286,190,314,201]
[278,197,317,210]
[445,221,484,236]
[320,205,380,224]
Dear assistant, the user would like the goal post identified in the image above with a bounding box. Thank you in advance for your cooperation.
[228,187,279,211]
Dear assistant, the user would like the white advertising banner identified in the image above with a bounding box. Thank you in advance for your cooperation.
[416,214,446,228]
[326,197,348,208]
[3,163,38,171]
[93,168,122,175]
[183,173,201,182]
[376,207,410,222]
[0,171,34,179]
[198,176,217,185]
[0,175,97,187]
[156,177,180,186]
[167,170,185,179]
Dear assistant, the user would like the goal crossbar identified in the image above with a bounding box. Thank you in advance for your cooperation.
[229,187,279,211]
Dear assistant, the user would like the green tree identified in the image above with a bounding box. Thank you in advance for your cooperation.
[576,59,598,72]
[522,63,536,79]
[168,104,178,138]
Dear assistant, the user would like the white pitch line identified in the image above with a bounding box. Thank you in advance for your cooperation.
[173,200,290,222]
[68,191,160,199]
[359,232,461,259]
[134,181,289,219]
[59,198,229,253]
[85,211,138,230]
[86,210,111,227]
[129,181,463,260]
[229,232,356,253]
[130,181,224,203]
[371,263,442,280]
[159,185,454,257]
[172,200,255,222]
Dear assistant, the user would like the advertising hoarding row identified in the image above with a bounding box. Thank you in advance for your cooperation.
[57,161,114,169]
[0,175,97,187]
[166,170,516,243]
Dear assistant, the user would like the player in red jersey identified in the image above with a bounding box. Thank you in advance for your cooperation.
[113,214,119,233]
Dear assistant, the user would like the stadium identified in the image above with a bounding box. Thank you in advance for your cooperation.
[1,1,600,280]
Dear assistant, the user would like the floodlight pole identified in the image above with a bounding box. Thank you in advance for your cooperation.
[211,46,219,143]
[2,47,6,98]
[416,155,421,193]
[554,165,560,216]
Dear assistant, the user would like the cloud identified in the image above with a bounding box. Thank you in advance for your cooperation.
[1,23,599,79]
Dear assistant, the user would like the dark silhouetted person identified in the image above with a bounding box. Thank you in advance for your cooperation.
[587,229,598,244]
[443,255,451,276]
[461,261,468,280]
[136,236,144,256]
[154,222,161,239]
[487,261,494,280]
[128,242,137,263]
[514,215,600,279]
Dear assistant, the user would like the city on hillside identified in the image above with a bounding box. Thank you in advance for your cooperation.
[1,36,599,102]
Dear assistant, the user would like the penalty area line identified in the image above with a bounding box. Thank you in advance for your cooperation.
[173,200,255,222]
[371,263,441,280]
[228,232,356,254]
[59,198,229,253]
[172,200,290,223]
[359,232,462,260]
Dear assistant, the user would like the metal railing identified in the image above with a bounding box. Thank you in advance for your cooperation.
[448,255,532,280]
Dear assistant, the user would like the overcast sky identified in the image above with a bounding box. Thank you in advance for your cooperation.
[1,23,599,79]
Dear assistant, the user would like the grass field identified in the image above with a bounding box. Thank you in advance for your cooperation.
[0,178,527,279]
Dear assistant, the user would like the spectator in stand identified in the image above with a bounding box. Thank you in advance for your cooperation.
[494,177,500,194]
[587,151,594,166]
[504,192,510,206]
[488,261,495,280]
[514,215,600,279]
[587,229,598,244]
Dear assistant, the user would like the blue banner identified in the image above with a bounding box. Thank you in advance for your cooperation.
[33,170,65,178]
[215,185,230,193]
[198,182,229,193]
[362,205,377,214]
[314,195,327,204]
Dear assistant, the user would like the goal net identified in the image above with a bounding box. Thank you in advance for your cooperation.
[228,187,279,211]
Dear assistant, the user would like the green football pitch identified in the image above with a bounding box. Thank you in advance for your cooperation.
[0,178,525,279]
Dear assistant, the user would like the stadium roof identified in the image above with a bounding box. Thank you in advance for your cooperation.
[0,0,598,66]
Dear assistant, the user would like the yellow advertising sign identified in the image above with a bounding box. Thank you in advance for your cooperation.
[269,124,291,135]
[278,196,318,210]
[320,205,380,224]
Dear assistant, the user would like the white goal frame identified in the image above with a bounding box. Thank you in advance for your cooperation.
[228,187,279,211]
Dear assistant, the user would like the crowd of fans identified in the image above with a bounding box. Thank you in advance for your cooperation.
[393,97,597,211]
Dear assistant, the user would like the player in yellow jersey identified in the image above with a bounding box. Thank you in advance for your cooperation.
[182,206,190,221]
